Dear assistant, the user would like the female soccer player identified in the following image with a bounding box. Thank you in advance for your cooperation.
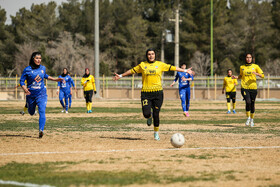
[222,69,238,114]
[232,53,264,127]
[57,68,72,113]
[20,52,63,138]
[113,48,194,140]
[68,73,76,108]
[170,63,194,117]
[81,68,96,113]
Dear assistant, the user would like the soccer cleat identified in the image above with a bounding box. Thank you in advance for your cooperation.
[61,109,65,113]
[184,111,190,117]
[34,111,38,115]
[65,111,68,114]
[88,110,92,113]
[39,130,44,139]
[154,132,160,141]
[245,117,251,126]
[250,119,254,127]
[227,110,231,114]
[232,110,236,114]
[20,111,25,115]
[87,110,89,113]
[147,117,152,126]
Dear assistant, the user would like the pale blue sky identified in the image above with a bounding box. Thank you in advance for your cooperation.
[0,0,69,24]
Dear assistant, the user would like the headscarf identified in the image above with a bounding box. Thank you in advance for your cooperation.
[61,68,68,77]
[146,48,156,63]
[29,52,41,69]
[83,68,90,78]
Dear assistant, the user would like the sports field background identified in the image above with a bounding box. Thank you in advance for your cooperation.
[0,99,279,186]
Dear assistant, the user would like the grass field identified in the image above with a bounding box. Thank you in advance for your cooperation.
[0,99,280,187]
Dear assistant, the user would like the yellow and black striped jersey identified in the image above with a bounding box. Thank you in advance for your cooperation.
[239,64,264,90]
[81,75,96,91]
[131,61,176,92]
[223,76,237,92]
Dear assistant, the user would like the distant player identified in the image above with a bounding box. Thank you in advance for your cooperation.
[170,63,194,117]
[222,69,238,114]
[57,68,72,113]
[232,53,264,127]
[20,52,63,138]
[81,68,96,113]
[68,73,76,108]
[113,48,194,140]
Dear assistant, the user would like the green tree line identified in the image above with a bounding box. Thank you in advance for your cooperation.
[0,0,279,77]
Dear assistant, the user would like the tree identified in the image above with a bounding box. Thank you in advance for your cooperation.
[190,51,217,76]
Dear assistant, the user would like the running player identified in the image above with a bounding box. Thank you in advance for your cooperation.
[113,48,194,140]
[68,73,76,108]
[222,69,238,114]
[170,63,194,117]
[232,53,264,127]
[57,68,72,113]
[81,68,96,113]
[20,52,63,138]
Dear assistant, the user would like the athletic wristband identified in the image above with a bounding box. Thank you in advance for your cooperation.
[57,89,59,92]
[119,74,123,78]
[184,69,187,73]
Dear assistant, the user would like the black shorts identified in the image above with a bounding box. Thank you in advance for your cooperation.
[226,92,236,100]
[84,90,93,103]
[241,88,257,102]
[141,90,164,112]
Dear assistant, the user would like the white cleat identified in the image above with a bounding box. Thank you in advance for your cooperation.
[61,109,65,113]
[245,117,251,126]
[65,111,68,114]
[250,119,254,127]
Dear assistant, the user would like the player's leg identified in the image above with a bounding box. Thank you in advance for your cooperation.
[69,94,72,108]
[141,92,152,126]
[64,91,69,113]
[226,92,231,114]
[241,88,251,126]
[185,87,191,117]
[151,91,163,140]
[36,94,47,138]
[26,96,36,116]
[179,88,187,116]
[20,101,28,115]
[231,92,236,114]
[88,90,93,113]
[59,91,65,112]
[84,91,89,113]
[249,90,258,127]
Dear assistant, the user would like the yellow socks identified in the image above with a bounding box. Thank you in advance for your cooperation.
[233,103,236,110]
[227,103,231,111]
[89,102,92,110]
[250,113,255,119]
[23,107,28,113]
[154,126,159,132]
[86,103,89,111]
[246,111,250,118]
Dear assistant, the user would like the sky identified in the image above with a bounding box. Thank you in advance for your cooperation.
[0,0,69,24]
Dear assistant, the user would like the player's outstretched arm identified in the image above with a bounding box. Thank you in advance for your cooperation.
[113,70,132,81]
[48,76,64,82]
[176,67,194,75]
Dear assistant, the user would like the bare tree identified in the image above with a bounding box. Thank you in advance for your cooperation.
[190,51,217,76]
[264,59,280,76]
[46,32,94,76]
[15,43,37,76]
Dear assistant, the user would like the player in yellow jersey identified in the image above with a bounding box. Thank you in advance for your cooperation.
[222,69,238,114]
[81,68,96,113]
[113,48,194,140]
[232,53,264,127]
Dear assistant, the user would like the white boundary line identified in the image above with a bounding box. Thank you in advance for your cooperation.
[0,179,55,187]
[1,146,280,156]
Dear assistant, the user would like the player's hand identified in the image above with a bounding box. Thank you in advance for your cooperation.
[113,73,121,81]
[181,76,187,82]
[222,90,224,94]
[57,78,64,82]
[231,75,238,79]
[24,88,31,95]
[185,67,193,74]
[170,83,174,87]
[94,91,97,94]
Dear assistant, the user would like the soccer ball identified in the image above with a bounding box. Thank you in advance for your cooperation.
[170,133,185,148]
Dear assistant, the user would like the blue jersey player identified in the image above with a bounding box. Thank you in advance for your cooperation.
[57,68,72,113]
[170,64,194,117]
[68,73,75,108]
[20,52,63,138]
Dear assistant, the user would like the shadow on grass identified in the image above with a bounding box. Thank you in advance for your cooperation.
[213,124,236,127]
[0,134,37,139]
[100,136,144,141]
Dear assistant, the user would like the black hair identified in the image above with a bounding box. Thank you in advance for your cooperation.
[227,69,232,73]
[180,63,187,67]
[61,68,68,77]
[29,52,41,69]
[146,48,156,62]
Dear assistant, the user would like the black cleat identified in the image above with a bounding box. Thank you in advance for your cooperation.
[20,111,25,115]
[39,130,44,139]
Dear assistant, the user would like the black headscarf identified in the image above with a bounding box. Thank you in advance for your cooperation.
[83,68,90,78]
[61,68,68,77]
[146,48,156,63]
[29,52,41,69]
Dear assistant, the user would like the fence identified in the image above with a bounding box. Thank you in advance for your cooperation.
[1,74,280,100]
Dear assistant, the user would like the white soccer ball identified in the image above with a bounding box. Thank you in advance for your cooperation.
[170,133,185,148]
